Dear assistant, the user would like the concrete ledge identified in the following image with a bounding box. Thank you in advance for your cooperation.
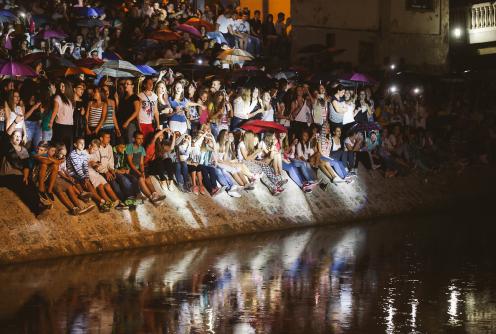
[0,165,493,264]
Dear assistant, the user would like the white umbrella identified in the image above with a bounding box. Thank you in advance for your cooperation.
[94,67,135,78]
[101,60,142,75]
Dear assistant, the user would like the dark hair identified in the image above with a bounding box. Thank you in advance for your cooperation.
[56,80,74,105]
[133,130,144,138]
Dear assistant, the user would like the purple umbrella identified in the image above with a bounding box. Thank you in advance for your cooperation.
[0,61,37,77]
[176,24,201,38]
[40,29,68,40]
[340,72,377,85]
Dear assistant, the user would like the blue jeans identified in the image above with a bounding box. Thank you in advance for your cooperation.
[25,121,43,148]
[210,123,219,139]
[200,165,219,193]
[321,156,348,179]
[230,117,246,131]
[42,129,52,142]
[282,159,316,188]
[111,173,140,201]
[175,161,189,186]
[215,167,234,191]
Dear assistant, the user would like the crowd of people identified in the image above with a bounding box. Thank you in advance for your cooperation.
[0,0,494,217]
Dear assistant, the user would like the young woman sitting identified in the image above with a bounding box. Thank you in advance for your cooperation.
[145,128,177,190]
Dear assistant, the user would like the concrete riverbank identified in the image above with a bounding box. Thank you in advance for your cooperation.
[1,165,493,264]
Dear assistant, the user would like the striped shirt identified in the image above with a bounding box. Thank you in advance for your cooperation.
[88,105,103,128]
[67,149,89,181]
[102,103,115,129]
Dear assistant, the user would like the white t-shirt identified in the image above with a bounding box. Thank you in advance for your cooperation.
[296,141,314,160]
[234,19,250,34]
[138,92,158,124]
[262,107,274,122]
[216,15,234,34]
[237,141,247,161]
[294,101,312,123]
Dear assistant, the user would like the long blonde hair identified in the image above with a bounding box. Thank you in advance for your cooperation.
[242,131,256,155]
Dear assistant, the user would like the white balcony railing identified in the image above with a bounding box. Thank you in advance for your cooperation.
[468,2,496,44]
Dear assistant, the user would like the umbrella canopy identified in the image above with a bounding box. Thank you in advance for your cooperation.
[102,51,123,60]
[134,39,159,50]
[175,24,202,38]
[0,61,37,77]
[241,120,288,134]
[136,64,157,76]
[93,67,134,78]
[74,58,104,68]
[206,31,228,44]
[101,60,141,75]
[50,66,95,77]
[0,10,16,20]
[298,44,326,54]
[40,30,67,40]
[149,30,181,42]
[340,72,377,85]
[73,7,99,18]
[218,49,254,63]
[185,18,214,32]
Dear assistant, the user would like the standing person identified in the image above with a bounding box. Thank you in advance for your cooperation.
[313,84,328,126]
[23,95,43,148]
[72,82,86,141]
[208,91,232,139]
[342,89,358,135]
[231,87,261,130]
[186,83,201,137]
[168,81,201,135]
[85,87,107,140]
[290,85,314,138]
[126,131,164,203]
[101,85,121,144]
[4,90,27,144]
[119,79,140,143]
[329,85,346,131]
[49,81,74,152]
[155,81,172,129]
[137,77,160,142]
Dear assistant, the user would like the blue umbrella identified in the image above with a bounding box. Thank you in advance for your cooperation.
[74,7,99,18]
[136,65,157,76]
[0,10,16,19]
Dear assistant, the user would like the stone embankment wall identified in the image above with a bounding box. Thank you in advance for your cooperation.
[0,165,492,264]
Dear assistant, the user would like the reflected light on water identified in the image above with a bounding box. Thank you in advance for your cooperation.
[448,282,461,326]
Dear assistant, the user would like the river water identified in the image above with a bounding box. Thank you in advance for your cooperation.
[0,209,495,334]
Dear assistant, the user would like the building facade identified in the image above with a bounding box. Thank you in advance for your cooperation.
[290,0,450,71]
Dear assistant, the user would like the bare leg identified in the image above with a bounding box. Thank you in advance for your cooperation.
[47,165,59,193]
[190,171,197,187]
[319,161,337,180]
[38,163,48,192]
[84,182,104,203]
[145,177,156,194]
[104,183,120,202]
[67,186,84,208]
[97,184,111,202]
[231,172,246,186]
[138,177,153,198]
[55,189,75,210]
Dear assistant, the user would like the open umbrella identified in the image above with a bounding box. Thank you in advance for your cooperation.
[340,72,377,85]
[241,120,288,134]
[101,60,141,75]
[149,30,181,42]
[102,51,123,61]
[176,24,202,38]
[73,7,99,18]
[136,65,157,76]
[50,66,96,77]
[185,18,214,31]
[74,58,104,68]
[0,61,37,77]
[0,10,16,21]
[40,29,68,40]
[218,49,254,63]
[93,67,134,78]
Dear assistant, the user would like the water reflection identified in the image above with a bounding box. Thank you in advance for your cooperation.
[0,212,496,333]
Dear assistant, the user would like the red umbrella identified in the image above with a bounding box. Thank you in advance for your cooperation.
[74,58,104,68]
[176,24,202,38]
[241,120,288,134]
[185,18,214,32]
[0,61,37,77]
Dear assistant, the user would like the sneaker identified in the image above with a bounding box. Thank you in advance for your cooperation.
[47,192,55,201]
[227,190,241,198]
[79,204,95,214]
[70,207,81,216]
[332,176,346,184]
[244,182,255,191]
[193,185,199,195]
[115,202,129,210]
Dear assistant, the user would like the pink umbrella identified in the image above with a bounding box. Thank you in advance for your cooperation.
[341,72,377,85]
[0,61,37,77]
[40,29,68,40]
[176,24,201,38]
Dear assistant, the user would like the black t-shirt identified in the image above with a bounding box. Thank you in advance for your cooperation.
[118,94,140,126]
[0,134,29,175]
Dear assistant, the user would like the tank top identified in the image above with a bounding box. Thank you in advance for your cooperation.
[294,100,312,123]
[331,137,342,151]
[329,96,344,124]
[88,105,103,128]
[103,103,115,129]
